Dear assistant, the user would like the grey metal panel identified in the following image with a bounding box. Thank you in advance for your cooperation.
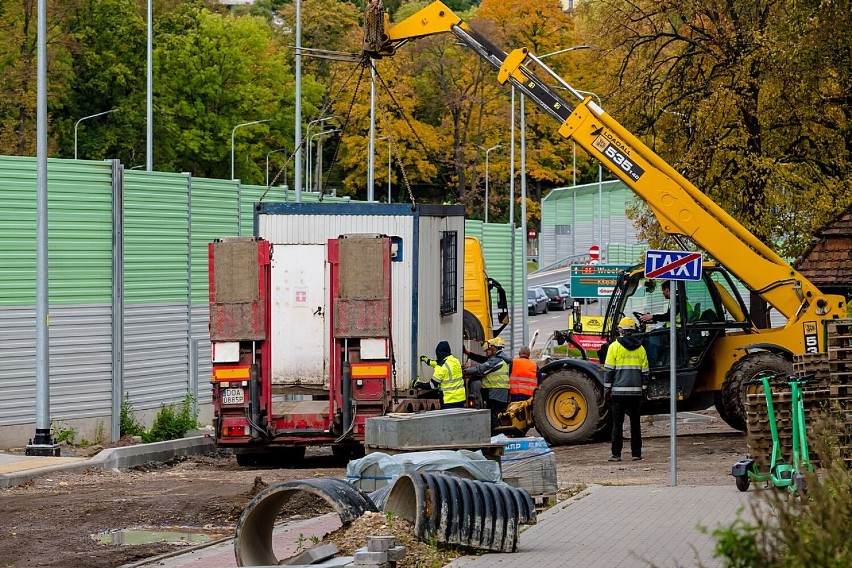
[192,303,213,402]
[416,214,464,384]
[123,303,191,408]
[0,305,113,425]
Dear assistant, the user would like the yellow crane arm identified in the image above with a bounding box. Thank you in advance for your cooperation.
[365,1,846,322]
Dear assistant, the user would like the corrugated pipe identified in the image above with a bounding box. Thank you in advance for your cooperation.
[383,472,536,553]
[234,478,377,566]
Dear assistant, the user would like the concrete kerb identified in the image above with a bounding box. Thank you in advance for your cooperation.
[0,435,216,488]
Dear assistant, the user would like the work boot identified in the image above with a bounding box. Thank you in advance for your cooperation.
[608,455,621,462]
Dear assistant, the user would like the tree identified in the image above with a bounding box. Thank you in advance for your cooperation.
[578,0,852,325]
[54,0,147,164]
[153,4,303,182]
[0,0,75,156]
[579,0,851,256]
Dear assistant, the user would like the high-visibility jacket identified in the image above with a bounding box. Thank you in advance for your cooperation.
[509,357,538,398]
[429,355,465,404]
[603,335,649,398]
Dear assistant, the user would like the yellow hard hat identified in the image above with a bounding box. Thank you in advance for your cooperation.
[483,337,505,349]
[618,316,637,330]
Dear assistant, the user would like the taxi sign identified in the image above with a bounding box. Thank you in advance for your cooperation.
[644,250,702,281]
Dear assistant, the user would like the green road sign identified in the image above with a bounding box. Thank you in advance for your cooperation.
[570,264,631,298]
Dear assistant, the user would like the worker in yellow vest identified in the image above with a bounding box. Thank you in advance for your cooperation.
[463,337,510,433]
[419,341,466,409]
[509,346,539,402]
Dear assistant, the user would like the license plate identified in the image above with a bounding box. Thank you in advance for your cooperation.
[222,388,245,405]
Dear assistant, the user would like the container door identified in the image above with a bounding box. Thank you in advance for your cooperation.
[270,244,328,386]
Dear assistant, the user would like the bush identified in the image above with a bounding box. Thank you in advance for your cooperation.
[120,393,145,437]
[141,394,199,443]
[710,418,852,567]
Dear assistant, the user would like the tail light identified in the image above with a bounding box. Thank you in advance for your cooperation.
[222,425,249,437]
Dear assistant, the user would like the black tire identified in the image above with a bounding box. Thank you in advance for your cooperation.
[235,452,262,467]
[276,446,307,466]
[543,304,548,314]
[714,393,733,426]
[562,300,568,311]
[532,368,606,445]
[721,352,792,432]
[735,475,750,492]
[463,310,485,342]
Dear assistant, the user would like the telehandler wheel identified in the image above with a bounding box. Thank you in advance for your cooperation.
[532,368,605,445]
[721,352,792,432]
[462,310,485,343]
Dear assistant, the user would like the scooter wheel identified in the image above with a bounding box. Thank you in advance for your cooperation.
[735,475,750,492]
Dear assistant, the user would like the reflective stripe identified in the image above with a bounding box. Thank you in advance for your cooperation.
[509,358,538,396]
[482,360,509,390]
[437,357,466,404]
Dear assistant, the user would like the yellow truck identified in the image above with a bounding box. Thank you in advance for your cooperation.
[463,236,508,343]
[363,2,847,444]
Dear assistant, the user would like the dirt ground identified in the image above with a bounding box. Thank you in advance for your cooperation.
[1,410,744,568]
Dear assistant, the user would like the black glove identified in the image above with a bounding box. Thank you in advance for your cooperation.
[419,355,431,364]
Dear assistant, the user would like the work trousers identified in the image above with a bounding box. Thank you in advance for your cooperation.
[611,397,642,458]
[485,398,508,433]
[441,400,465,410]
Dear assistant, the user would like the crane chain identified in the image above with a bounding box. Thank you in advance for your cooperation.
[320,61,368,200]
[262,57,365,202]
[378,103,416,208]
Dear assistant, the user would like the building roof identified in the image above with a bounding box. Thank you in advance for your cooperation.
[792,204,852,294]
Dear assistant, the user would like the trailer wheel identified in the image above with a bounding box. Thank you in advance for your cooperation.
[721,352,792,432]
[463,310,485,342]
[532,368,605,445]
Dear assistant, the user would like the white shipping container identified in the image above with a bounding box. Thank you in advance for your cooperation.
[256,203,465,391]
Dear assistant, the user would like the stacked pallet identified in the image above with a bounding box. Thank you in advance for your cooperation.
[745,319,852,469]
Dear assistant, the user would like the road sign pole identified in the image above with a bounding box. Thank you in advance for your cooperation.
[669,291,677,487]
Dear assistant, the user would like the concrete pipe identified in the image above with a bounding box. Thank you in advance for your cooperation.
[234,478,377,566]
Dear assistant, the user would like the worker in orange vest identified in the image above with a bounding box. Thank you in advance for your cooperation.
[509,346,539,402]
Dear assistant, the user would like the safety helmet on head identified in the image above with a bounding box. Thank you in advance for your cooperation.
[483,337,505,350]
[618,316,637,331]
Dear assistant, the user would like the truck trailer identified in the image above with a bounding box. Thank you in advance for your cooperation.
[209,203,496,464]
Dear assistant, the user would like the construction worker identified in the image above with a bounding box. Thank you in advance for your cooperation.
[463,337,511,433]
[509,346,539,402]
[418,341,465,409]
[604,317,650,462]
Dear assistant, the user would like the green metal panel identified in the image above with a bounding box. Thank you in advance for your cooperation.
[0,157,113,306]
[124,170,190,303]
[192,177,239,304]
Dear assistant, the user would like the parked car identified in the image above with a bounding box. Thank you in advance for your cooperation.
[527,287,549,315]
[542,284,571,311]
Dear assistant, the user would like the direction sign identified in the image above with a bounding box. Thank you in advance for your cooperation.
[570,264,631,298]
[588,245,600,260]
[644,250,702,281]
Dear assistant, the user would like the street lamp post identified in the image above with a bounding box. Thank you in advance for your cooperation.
[266,147,289,188]
[480,143,502,223]
[231,119,270,181]
[376,136,391,202]
[308,128,339,192]
[74,109,117,160]
[575,89,604,262]
[146,0,152,171]
[305,116,339,193]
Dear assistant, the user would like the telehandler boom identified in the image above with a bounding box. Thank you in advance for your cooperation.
[364,1,847,443]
